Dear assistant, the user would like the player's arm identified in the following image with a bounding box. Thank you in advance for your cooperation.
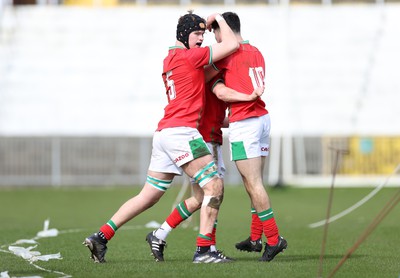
[204,63,220,83]
[206,13,238,64]
[212,81,264,103]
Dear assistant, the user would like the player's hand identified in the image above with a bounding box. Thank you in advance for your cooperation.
[206,13,219,31]
[250,86,265,100]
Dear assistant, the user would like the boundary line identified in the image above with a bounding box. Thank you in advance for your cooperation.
[309,164,400,229]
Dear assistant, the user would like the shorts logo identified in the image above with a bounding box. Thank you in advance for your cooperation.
[261,147,269,152]
[174,152,189,163]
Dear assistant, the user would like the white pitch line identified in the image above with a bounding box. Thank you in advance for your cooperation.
[309,164,400,229]
[30,263,72,278]
[54,224,147,236]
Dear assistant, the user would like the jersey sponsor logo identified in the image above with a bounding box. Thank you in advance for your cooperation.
[174,152,189,163]
[261,147,269,152]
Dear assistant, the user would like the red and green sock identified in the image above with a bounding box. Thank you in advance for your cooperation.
[196,233,212,254]
[250,208,263,241]
[155,201,192,241]
[258,208,279,246]
[211,220,218,247]
[166,201,192,228]
[98,220,118,241]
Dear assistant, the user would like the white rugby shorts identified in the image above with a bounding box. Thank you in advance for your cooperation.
[228,114,271,161]
[149,127,211,175]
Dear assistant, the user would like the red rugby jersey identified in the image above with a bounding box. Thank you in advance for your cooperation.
[198,75,227,144]
[157,46,212,131]
[215,41,268,123]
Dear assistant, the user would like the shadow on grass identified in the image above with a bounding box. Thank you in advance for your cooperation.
[228,253,366,263]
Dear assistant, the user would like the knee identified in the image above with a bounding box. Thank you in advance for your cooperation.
[202,180,224,209]
[142,193,162,210]
[202,193,224,209]
[209,177,224,196]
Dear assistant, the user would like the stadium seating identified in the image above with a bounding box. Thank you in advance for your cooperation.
[1,4,399,186]
[1,4,399,136]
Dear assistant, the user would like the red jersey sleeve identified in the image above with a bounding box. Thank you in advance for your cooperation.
[186,45,212,69]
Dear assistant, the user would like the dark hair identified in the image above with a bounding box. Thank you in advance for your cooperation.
[176,11,206,49]
[211,12,241,34]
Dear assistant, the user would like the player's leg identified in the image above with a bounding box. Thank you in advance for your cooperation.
[183,155,232,263]
[83,130,177,263]
[183,155,221,246]
[205,143,232,259]
[147,127,228,262]
[145,127,208,262]
[155,184,203,238]
[147,184,203,261]
[83,172,173,263]
[229,116,269,251]
[165,132,222,254]
[230,115,287,261]
[235,156,287,261]
[148,142,229,261]
[112,173,173,226]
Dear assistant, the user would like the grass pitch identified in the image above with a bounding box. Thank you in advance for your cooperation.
[0,185,399,278]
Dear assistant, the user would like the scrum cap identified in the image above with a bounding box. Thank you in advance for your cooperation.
[176,12,206,49]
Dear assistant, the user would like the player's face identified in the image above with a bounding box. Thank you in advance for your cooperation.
[213,29,222,43]
[188,30,205,48]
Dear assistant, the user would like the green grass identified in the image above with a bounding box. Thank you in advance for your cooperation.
[0,186,399,278]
